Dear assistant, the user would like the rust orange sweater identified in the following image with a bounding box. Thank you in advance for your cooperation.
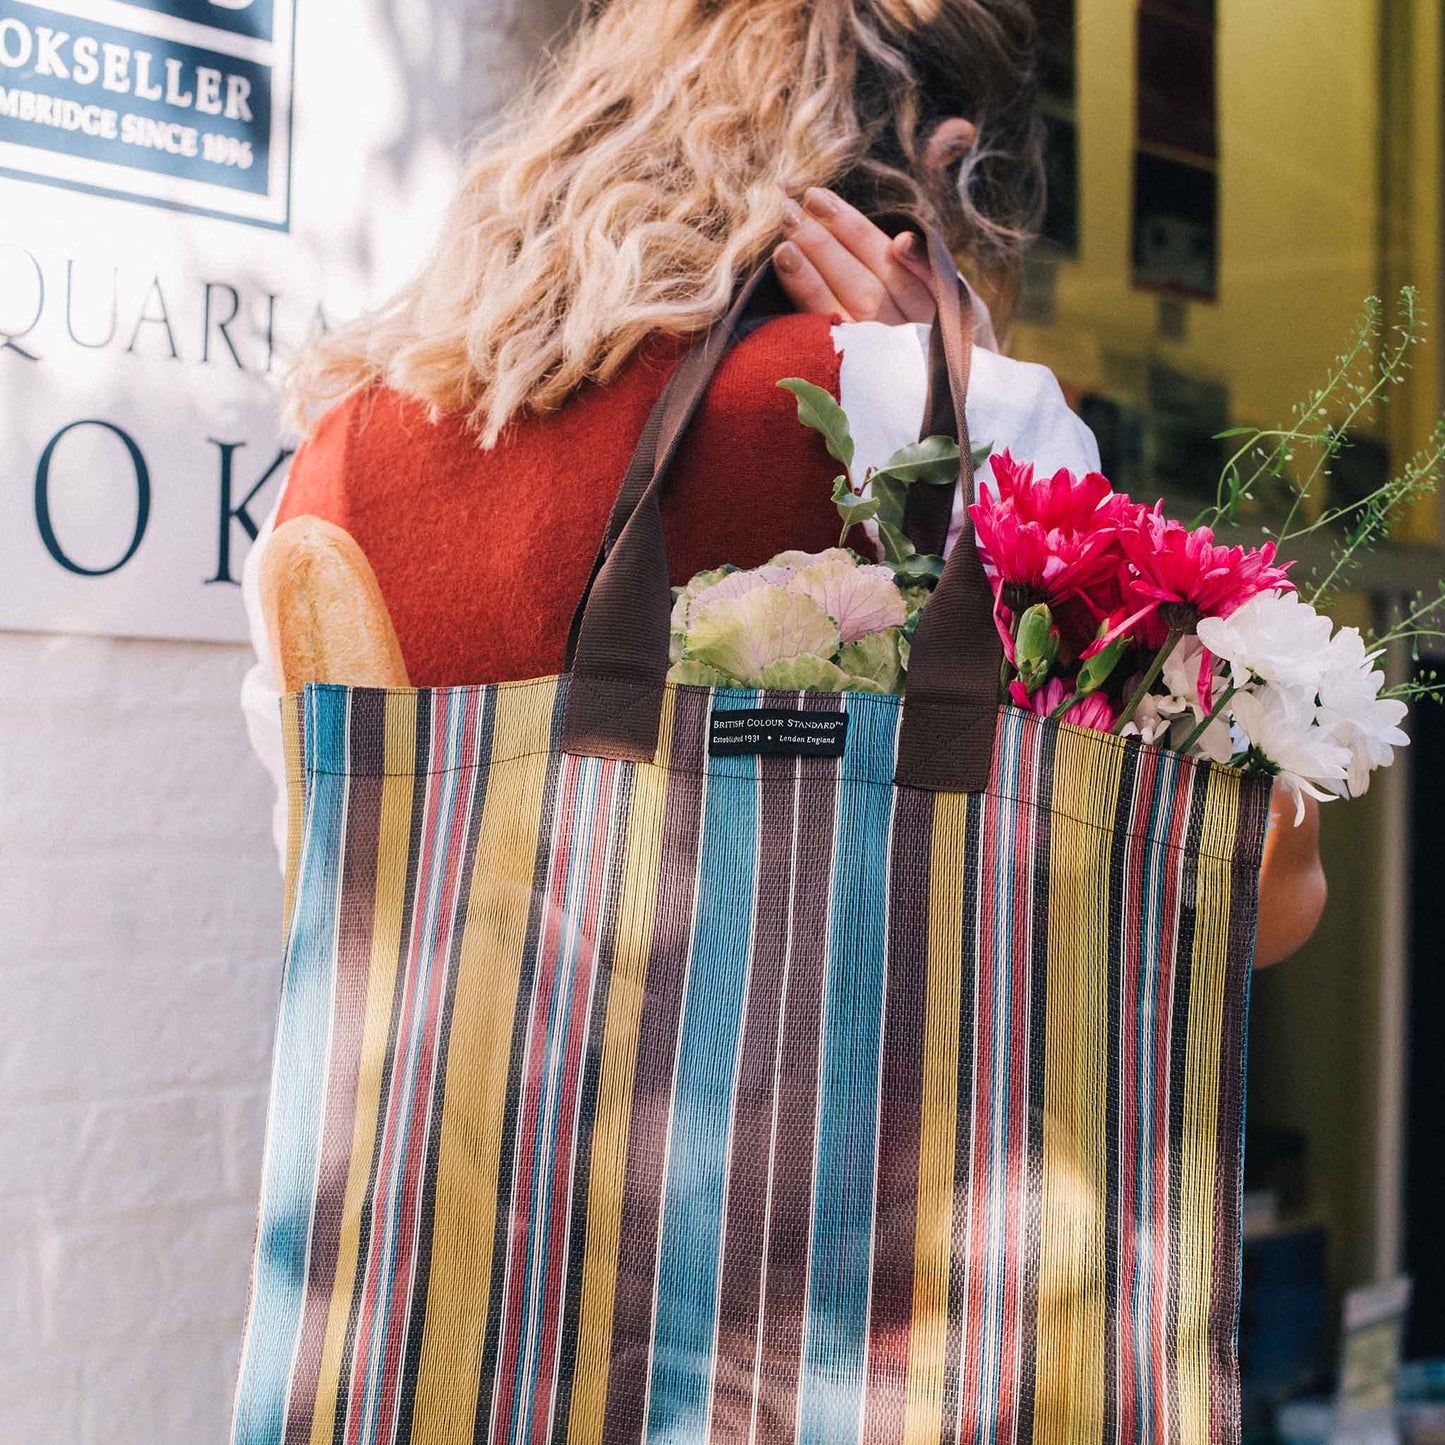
[276,313,844,687]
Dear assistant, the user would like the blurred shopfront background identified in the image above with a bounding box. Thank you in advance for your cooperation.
[1014,2,1445,1437]
[0,2,1441,1442]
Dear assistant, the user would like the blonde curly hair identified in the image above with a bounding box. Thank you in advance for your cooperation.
[291,0,1043,445]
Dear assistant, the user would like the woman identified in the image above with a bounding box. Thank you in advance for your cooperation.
[243,0,1322,961]
[231,5,1326,1440]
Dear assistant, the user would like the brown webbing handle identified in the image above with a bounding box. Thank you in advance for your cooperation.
[892,229,1001,791]
[562,225,1002,793]
[563,267,789,668]
[904,320,963,557]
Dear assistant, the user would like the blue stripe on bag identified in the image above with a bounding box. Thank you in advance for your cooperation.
[510,757,603,1441]
[233,688,351,1445]
[1132,750,1180,1431]
[799,694,894,1445]
[975,707,1024,1441]
[358,691,471,1444]
[646,728,760,1441]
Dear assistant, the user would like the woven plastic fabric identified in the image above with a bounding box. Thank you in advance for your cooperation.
[231,677,1270,1445]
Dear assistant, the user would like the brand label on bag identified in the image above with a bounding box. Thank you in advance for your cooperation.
[709,707,850,758]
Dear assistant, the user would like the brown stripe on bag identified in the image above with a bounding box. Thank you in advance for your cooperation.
[599,687,711,1444]
[546,759,639,1445]
[1209,773,1271,1439]
[282,690,388,1441]
[1164,763,1210,1445]
[393,696,500,1445]
[861,782,935,1437]
[1014,720,1059,1439]
[706,747,803,1440]
[748,725,845,1441]
[470,700,571,1440]
[331,689,435,1445]
[1101,737,1145,1445]
[940,789,984,1439]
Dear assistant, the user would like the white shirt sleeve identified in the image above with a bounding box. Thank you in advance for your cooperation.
[832,319,1101,557]
[240,491,289,869]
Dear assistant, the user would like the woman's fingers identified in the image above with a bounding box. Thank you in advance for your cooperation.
[778,197,895,321]
[783,189,937,324]
[778,195,903,323]
[891,230,937,289]
[773,240,851,319]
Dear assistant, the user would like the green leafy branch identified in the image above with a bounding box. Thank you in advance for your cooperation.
[777,378,988,586]
[1304,419,1445,607]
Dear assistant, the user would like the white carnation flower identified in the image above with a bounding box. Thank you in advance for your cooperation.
[1315,626,1410,795]
[1169,709,1236,765]
[1196,590,1334,692]
[1229,685,1351,823]
[1136,636,1235,762]
[1121,693,1173,746]
[1161,634,1216,711]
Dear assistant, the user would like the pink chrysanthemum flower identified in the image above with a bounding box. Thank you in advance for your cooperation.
[1010,677,1064,713]
[969,452,1134,655]
[1063,691,1118,732]
[988,451,1118,531]
[969,507,1120,604]
[1121,505,1293,632]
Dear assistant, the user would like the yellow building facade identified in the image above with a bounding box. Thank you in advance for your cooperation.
[1011,0,1445,1354]
[1015,0,1441,544]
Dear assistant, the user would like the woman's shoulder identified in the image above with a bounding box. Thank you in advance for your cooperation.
[678,313,843,472]
[276,384,476,527]
[706,312,842,403]
[297,382,454,460]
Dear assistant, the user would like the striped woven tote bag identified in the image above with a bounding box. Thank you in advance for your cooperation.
[230,235,1272,1445]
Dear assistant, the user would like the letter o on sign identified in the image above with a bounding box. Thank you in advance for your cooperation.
[35,420,152,577]
[0,19,32,68]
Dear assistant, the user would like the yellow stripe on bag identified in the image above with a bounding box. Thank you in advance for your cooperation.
[902,790,970,1445]
[309,691,420,1445]
[564,689,676,1445]
[409,682,561,1444]
[1175,774,1240,1440]
[1032,731,1122,1445]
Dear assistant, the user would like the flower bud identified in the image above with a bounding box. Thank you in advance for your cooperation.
[1015,603,1060,693]
[1077,634,1129,695]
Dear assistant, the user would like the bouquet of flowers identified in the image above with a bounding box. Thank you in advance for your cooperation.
[667,296,1445,819]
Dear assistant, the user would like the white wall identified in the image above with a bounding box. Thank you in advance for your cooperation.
[0,635,279,1444]
[0,5,578,1441]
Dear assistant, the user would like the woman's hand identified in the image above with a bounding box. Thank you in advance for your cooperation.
[775,187,936,324]
[1254,785,1328,967]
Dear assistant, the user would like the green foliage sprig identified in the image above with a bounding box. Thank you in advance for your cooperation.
[1194,287,1445,700]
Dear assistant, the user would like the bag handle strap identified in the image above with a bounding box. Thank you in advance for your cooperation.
[562,225,1002,793]
[565,237,956,665]
[563,265,790,668]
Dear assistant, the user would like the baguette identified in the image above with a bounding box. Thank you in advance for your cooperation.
[259,516,410,691]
